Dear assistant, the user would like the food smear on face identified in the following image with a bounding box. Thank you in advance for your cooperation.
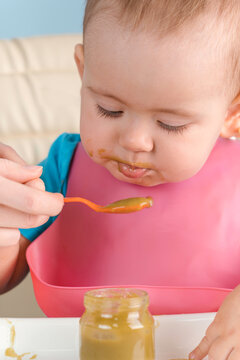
[102,155,154,171]
[88,150,93,157]
[98,148,106,155]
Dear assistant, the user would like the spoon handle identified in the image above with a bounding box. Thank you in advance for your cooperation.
[64,197,102,212]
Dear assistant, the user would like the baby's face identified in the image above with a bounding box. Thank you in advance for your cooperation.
[79,17,232,186]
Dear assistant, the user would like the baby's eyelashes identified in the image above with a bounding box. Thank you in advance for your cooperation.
[156,120,188,134]
[96,104,123,118]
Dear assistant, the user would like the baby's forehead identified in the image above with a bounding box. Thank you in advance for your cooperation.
[84,24,229,111]
[85,9,227,71]
[83,1,240,99]
[84,3,229,64]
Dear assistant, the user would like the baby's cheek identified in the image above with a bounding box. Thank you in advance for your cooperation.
[167,151,207,182]
[80,115,98,143]
[81,137,93,158]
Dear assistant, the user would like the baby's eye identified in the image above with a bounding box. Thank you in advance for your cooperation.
[157,120,187,134]
[96,104,123,118]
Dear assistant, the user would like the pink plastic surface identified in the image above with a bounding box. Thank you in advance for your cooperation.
[27,233,231,316]
[28,262,231,317]
[26,139,240,317]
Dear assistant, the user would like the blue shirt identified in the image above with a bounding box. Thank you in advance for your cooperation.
[20,133,80,242]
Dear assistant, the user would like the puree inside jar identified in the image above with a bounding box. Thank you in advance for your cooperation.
[80,288,155,360]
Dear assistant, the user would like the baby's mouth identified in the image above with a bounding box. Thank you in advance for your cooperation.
[101,154,153,179]
[118,162,148,179]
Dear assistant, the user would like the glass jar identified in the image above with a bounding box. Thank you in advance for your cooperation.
[80,288,155,360]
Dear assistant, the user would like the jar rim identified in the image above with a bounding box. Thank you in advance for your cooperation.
[84,288,149,310]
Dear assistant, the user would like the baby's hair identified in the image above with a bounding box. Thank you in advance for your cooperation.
[83,0,240,97]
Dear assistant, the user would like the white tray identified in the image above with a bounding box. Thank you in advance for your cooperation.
[0,313,214,360]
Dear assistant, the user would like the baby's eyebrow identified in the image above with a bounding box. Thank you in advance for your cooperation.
[87,85,196,118]
[87,86,125,104]
[152,107,196,118]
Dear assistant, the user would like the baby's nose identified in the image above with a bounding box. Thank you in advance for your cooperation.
[119,122,154,153]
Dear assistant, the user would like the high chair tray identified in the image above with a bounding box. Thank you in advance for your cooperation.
[0,313,214,360]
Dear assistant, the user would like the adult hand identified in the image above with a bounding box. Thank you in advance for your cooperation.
[0,143,64,247]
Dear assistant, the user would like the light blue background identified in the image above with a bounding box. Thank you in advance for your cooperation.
[0,0,85,39]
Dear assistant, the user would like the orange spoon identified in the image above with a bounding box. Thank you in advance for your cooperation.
[64,196,153,214]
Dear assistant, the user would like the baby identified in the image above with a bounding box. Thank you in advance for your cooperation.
[1,0,240,359]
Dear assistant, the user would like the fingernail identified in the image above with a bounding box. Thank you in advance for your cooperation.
[25,165,43,171]
[55,193,64,201]
[189,354,195,360]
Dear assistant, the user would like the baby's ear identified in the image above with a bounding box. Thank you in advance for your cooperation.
[221,94,240,138]
[74,44,84,79]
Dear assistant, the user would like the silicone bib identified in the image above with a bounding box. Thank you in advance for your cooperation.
[27,138,240,316]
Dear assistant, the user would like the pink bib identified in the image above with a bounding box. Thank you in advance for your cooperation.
[27,138,240,317]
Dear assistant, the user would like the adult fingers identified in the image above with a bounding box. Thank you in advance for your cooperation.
[0,159,43,183]
[0,176,64,217]
[0,205,49,229]
[0,228,21,247]
[0,143,26,165]
[25,178,45,191]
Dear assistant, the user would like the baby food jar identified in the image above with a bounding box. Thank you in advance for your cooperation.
[80,288,155,360]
